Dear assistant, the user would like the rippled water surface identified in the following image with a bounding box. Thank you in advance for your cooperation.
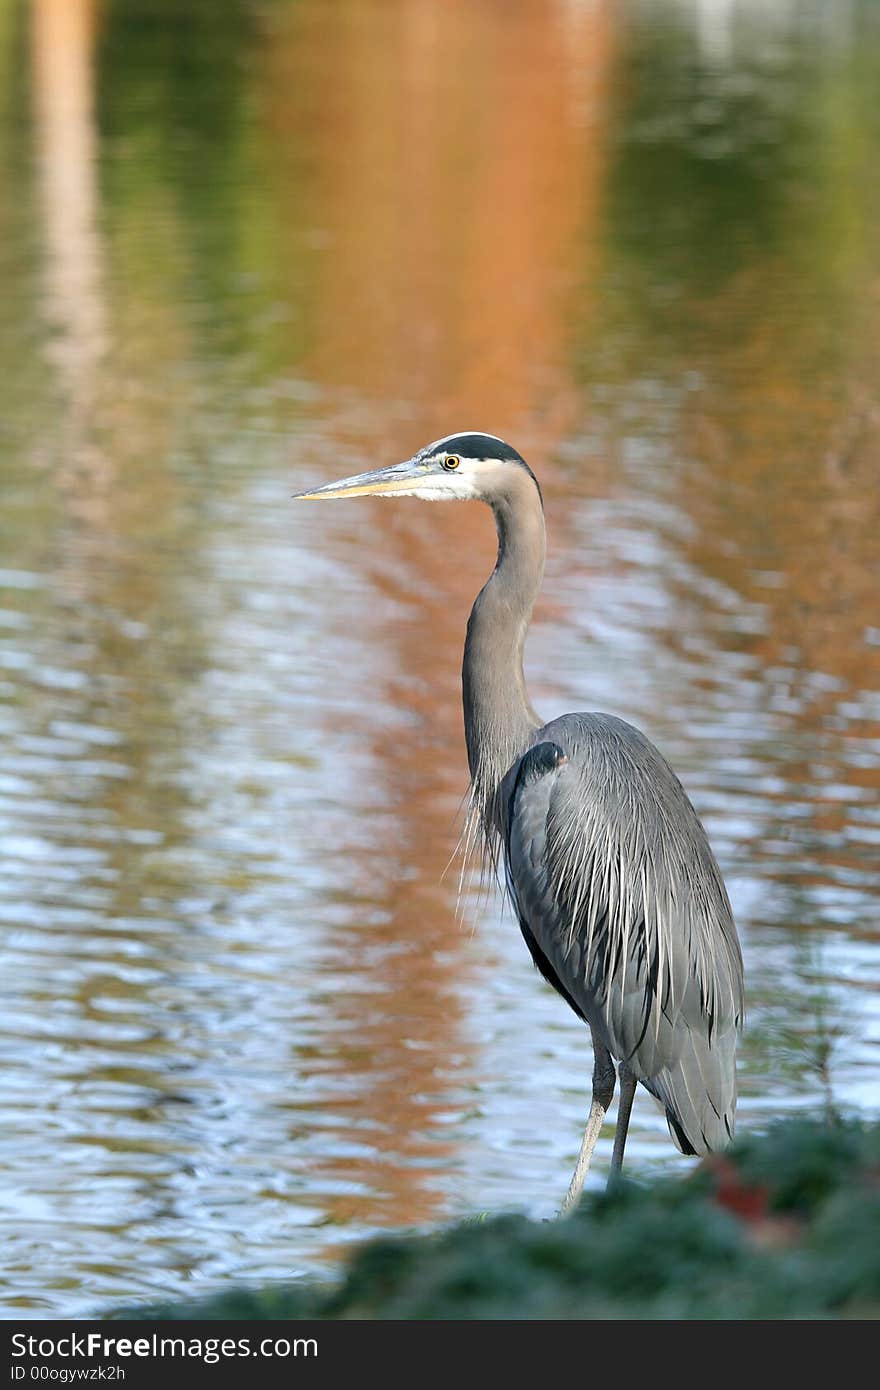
[1,0,879,1316]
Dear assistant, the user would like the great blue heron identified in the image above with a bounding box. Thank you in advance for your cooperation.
[295,431,744,1212]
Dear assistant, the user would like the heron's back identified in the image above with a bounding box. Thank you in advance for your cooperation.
[502,712,744,1155]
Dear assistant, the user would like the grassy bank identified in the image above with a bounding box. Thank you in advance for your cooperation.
[117,1119,880,1319]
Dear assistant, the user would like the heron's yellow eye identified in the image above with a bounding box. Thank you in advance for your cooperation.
[443,454,460,471]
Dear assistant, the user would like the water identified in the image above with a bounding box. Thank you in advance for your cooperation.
[0,0,878,1316]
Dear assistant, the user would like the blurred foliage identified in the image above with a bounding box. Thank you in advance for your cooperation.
[116,1118,880,1319]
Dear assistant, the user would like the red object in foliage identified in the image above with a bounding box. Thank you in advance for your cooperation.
[706,1156,771,1222]
[704,1156,801,1249]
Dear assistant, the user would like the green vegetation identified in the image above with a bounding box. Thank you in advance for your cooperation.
[117,1118,880,1320]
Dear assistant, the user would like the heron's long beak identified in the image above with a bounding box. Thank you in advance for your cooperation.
[293,458,426,501]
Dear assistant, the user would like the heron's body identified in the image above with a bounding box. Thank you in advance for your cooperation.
[502,716,741,1158]
[296,430,744,1209]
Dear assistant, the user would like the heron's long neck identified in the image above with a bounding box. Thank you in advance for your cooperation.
[462,473,545,848]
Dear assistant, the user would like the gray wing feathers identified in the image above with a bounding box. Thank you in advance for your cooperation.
[503,713,743,1156]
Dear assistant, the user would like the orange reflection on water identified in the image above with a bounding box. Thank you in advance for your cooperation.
[264,0,618,1227]
[677,256,880,906]
[31,0,110,521]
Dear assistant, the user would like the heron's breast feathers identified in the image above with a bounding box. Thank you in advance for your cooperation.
[502,712,744,1082]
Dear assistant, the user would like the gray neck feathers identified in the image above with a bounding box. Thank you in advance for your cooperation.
[462,468,546,865]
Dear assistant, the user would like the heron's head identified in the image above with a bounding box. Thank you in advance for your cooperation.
[293,431,541,506]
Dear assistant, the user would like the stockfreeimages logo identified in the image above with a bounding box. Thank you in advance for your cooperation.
[11,1333,317,1366]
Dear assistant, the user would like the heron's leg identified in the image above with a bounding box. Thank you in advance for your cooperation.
[608,1064,637,1184]
[559,1032,615,1217]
